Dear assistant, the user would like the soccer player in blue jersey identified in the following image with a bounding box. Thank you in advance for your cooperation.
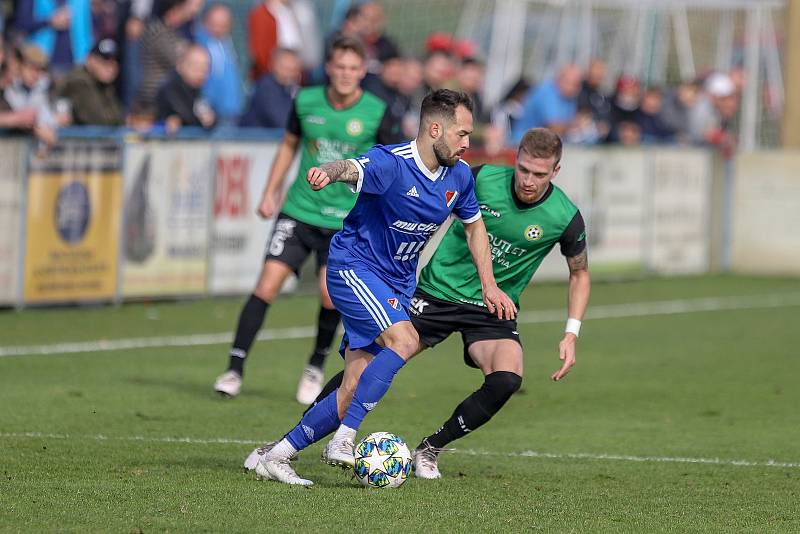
[255,89,517,486]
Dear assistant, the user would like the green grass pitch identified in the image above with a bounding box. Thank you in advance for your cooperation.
[1,275,799,532]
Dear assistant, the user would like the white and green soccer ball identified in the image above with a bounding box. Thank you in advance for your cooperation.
[353,432,412,489]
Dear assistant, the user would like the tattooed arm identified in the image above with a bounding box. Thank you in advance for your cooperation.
[306,159,360,190]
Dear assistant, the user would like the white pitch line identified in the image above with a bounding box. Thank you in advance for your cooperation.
[2,432,798,469]
[2,293,800,358]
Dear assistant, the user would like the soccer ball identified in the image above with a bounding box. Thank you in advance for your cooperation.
[353,432,412,489]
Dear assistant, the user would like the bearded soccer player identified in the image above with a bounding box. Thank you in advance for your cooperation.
[244,128,589,480]
[253,89,516,486]
[213,36,400,403]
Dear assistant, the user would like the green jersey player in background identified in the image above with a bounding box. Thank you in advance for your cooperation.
[214,36,401,402]
[243,128,591,478]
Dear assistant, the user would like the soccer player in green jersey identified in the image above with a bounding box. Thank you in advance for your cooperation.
[213,36,401,402]
[243,128,590,478]
[409,127,590,477]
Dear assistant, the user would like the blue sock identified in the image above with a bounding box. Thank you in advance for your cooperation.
[342,347,405,430]
[285,389,341,450]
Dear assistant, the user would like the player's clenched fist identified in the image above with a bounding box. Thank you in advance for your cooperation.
[307,167,331,190]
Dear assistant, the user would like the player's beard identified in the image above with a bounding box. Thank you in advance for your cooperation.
[433,137,460,167]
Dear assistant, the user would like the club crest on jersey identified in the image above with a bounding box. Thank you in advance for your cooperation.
[346,118,364,136]
[445,190,458,208]
[387,298,399,310]
[524,224,543,241]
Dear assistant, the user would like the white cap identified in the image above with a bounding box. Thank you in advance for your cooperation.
[705,72,735,97]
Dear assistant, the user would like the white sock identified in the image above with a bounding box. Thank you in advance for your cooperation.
[332,424,357,443]
[264,438,297,461]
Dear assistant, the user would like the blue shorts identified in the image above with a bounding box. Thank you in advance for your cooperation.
[326,263,411,355]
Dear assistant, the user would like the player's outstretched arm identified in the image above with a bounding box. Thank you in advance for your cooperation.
[552,249,591,381]
[307,160,360,191]
[463,218,517,321]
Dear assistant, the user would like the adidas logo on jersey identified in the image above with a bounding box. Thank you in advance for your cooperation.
[406,186,420,198]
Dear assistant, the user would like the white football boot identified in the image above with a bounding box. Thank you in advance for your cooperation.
[412,440,445,479]
[255,457,313,486]
[243,440,278,471]
[295,366,324,405]
[321,437,355,469]
[213,370,242,397]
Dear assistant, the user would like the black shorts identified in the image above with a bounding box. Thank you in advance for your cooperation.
[264,213,337,274]
[409,289,521,369]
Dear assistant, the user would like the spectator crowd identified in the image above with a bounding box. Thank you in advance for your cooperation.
[0,0,743,155]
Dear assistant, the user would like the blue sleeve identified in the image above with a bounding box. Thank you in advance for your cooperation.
[452,165,481,223]
[348,145,398,195]
[540,83,576,125]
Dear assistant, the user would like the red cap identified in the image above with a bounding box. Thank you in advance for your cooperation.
[426,32,453,54]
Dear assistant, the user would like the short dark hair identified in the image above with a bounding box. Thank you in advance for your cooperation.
[328,35,366,62]
[420,89,473,125]
[519,128,562,165]
[155,0,188,19]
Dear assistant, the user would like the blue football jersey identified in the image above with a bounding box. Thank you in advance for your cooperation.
[327,140,481,297]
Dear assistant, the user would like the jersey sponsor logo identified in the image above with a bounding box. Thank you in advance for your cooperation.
[524,224,543,241]
[306,115,326,125]
[480,204,502,218]
[409,297,429,316]
[445,190,458,208]
[387,297,399,310]
[406,186,420,198]
[487,231,527,269]
[391,219,440,235]
[346,118,364,136]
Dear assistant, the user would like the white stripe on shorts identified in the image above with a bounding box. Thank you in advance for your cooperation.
[338,270,389,330]
[345,269,393,328]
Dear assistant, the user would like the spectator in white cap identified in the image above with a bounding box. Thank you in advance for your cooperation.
[688,71,740,153]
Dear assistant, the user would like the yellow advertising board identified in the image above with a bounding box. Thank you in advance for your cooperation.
[23,141,122,304]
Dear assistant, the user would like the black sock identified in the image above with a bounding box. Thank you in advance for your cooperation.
[227,294,269,376]
[303,370,344,416]
[423,371,522,449]
[307,306,341,370]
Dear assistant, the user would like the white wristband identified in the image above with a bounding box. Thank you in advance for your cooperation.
[565,318,581,337]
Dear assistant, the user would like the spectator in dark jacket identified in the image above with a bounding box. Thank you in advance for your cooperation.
[635,86,675,143]
[57,38,124,125]
[239,47,300,128]
[155,44,214,134]
[360,2,399,74]
[577,58,611,139]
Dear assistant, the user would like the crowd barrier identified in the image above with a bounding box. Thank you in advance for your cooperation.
[5,128,787,309]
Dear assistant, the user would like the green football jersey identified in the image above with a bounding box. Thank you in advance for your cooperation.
[281,87,389,229]
[417,165,585,307]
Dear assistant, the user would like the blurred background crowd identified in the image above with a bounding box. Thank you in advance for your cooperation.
[0,0,745,155]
